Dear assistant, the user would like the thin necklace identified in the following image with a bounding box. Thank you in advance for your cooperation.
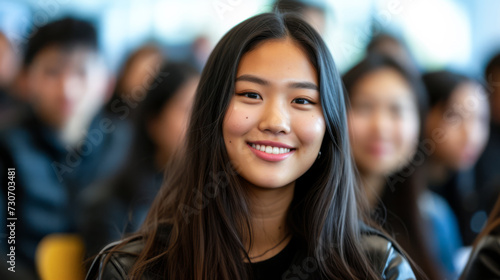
[248,232,291,260]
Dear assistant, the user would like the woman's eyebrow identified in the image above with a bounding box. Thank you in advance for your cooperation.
[235,74,270,86]
[288,81,318,91]
[235,74,318,91]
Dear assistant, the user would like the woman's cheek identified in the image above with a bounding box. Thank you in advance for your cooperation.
[224,104,247,135]
[348,114,368,144]
[293,112,325,146]
[223,102,260,141]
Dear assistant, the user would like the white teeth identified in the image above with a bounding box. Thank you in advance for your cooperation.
[250,143,293,154]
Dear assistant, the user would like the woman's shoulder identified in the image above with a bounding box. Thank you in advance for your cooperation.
[86,224,415,279]
[359,223,417,280]
[86,224,173,280]
[85,237,145,280]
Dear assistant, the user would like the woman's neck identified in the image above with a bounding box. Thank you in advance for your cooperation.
[359,172,386,209]
[244,181,295,262]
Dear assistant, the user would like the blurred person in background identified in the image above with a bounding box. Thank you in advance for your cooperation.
[423,71,490,247]
[272,0,327,36]
[0,17,127,278]
[102,43,165,168]
[473,52,500,242]
[366,33,420,76]
[460,194,500,279]
[344,53,463,279]
[80,61,199,257]
[105,43,164,120]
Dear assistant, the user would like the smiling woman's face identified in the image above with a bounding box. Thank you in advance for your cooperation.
[223,38,326,189]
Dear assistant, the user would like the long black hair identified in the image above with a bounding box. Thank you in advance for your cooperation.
[112,12,384,279]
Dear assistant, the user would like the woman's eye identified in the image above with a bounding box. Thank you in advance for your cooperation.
[292,98,314,105]
[44,67,61,77]
[353,102,373,113]
[237,92,262,99]
[390,105,403,117]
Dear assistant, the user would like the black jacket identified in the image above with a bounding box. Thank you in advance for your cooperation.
[86,225,416,280]
[460,231,500,279]
[0,110,130,276]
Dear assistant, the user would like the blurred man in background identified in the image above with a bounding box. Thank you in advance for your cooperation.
[0,17,127,278]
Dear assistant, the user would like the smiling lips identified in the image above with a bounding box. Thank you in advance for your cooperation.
[247,141,295,162]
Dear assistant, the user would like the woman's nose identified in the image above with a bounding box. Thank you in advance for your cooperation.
[258,100,291,135]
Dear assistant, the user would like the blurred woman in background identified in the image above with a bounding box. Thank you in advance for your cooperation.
[105,44,165,119]
[423,71,490,247]
[344,53,461,279]
[80,61,199,257]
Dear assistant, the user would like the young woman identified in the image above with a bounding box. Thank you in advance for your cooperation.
[86,13,416,280]
[423,71,491,245]
[343,54,450,280]
[80,61,199,257]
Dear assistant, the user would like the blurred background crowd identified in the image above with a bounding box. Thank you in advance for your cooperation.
[0,0,499,279]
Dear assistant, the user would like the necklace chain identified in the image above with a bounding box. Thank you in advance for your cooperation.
[248,232,291,260]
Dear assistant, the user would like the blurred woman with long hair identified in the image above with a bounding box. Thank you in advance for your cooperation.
[80,61,199,257]
[343,54,454,279]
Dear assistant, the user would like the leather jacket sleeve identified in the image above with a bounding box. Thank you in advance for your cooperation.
[361,234,416,280]
[460,234,500,279]
[85,239,143,280]
[361,225,417,280]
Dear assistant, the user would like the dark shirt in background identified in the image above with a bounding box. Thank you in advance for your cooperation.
[0,110,131,278]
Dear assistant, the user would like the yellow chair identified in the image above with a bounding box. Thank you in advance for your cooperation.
[36,234,85,280]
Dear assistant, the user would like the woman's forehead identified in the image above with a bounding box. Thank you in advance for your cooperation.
[236,38,318,87]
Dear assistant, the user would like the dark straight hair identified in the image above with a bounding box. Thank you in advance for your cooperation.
[343,53,440,279]
[110,12,385,279]
[422,70,476,109]
[343,53,428,130]
[24,17,97,66]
